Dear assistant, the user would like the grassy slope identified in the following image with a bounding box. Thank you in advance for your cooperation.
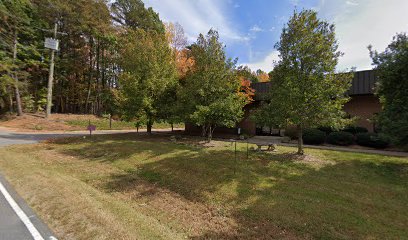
[0,113,184,131]
[0,134,407,239]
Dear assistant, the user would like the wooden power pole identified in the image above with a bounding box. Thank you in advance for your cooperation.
[45,22,58,118]
[12,30,23,116]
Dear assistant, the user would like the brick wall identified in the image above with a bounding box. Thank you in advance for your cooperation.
[185,95,382,135]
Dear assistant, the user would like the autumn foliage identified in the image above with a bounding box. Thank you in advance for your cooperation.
[239,77,255,101]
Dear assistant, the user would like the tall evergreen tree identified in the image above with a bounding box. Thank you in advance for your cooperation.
[111,0,164,33]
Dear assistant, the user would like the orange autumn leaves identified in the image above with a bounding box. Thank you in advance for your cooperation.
[239,77,255,101]
[165,22,194,79]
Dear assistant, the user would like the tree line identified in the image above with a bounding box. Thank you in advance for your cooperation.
[1,1,407,150]
[0,0,259,139]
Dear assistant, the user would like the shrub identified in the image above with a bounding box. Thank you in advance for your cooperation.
[342,126,368,135]
[22,94,35,112]
[302,129,326,145]
[317,126,334,135]
[356,133,390,149]
[327,131,354,146]
[284,126,298,140]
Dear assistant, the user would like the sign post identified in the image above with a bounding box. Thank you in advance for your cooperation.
[87,120,96,136]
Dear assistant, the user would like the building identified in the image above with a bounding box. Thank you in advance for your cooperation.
[186,69,381,136]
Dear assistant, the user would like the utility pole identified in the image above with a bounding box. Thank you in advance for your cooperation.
[45,22,58,118]
[12,29,23,116]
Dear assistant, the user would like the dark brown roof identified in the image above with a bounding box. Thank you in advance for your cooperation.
[251,82,271,100]
[251,70,377,100]
[347,70,378,95]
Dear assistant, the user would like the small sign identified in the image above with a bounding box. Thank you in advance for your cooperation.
[87,124,96,136]
[44,38,59,51]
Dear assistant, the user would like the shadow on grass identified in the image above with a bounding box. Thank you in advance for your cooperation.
[54,134,408,239]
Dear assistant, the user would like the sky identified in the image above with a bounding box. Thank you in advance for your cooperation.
[144,0,408,73]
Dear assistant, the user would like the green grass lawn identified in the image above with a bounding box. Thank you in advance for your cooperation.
[0,134,407,239]
[66,119,184,130]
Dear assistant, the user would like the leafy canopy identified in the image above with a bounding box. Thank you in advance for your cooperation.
[254,10,352,153]
[118,29,177,128]
[111,0,164,33]
[180,29,247,140]
[369,33,408,147]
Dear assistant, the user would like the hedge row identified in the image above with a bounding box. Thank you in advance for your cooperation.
[327,131,354,146]
[356,133,389,149]
[285,126,390,149]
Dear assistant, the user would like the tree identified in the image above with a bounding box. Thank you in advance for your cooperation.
[236,65,258,83]
[29,0,115,115]
[256,69,270,82]
[369,33,408,148]
[254,10,352,154]
[111,0,164,33]
[165,22,187,51]
[118,29,177,133]
[239,78,255,101]
[179,29,248,141]
[0,0,34,116]
[165,22,193,80]
[115,0,178,133]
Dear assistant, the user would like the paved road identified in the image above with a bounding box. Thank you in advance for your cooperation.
[0,128,65,239]
[0,174,56,240]
[0,129,83,147]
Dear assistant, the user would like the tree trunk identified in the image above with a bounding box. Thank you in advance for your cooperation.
[85,37,94,114]
[96,37,101,115]
[171,123,174,132]
[8,86,13,113]
[146,117,153,134]
[147,123,152,134]
[12,30,23,116]
[201,125,207,138]
[207,125,216,142]
[208,125,212,142]
[297,124,304,155]
[13,85,23,116]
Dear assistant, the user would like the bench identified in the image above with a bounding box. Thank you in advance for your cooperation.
[254,142,277,152]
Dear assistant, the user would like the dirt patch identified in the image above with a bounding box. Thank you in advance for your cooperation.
[270,152,335,167]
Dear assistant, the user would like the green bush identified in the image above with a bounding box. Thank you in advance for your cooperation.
[303,129,326,145]
[327,131,354,146]
[317,126,334,135]
[22,94,35,112]
[342,126,368,135]
[356,133,389,149]
[284,126,298,140]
